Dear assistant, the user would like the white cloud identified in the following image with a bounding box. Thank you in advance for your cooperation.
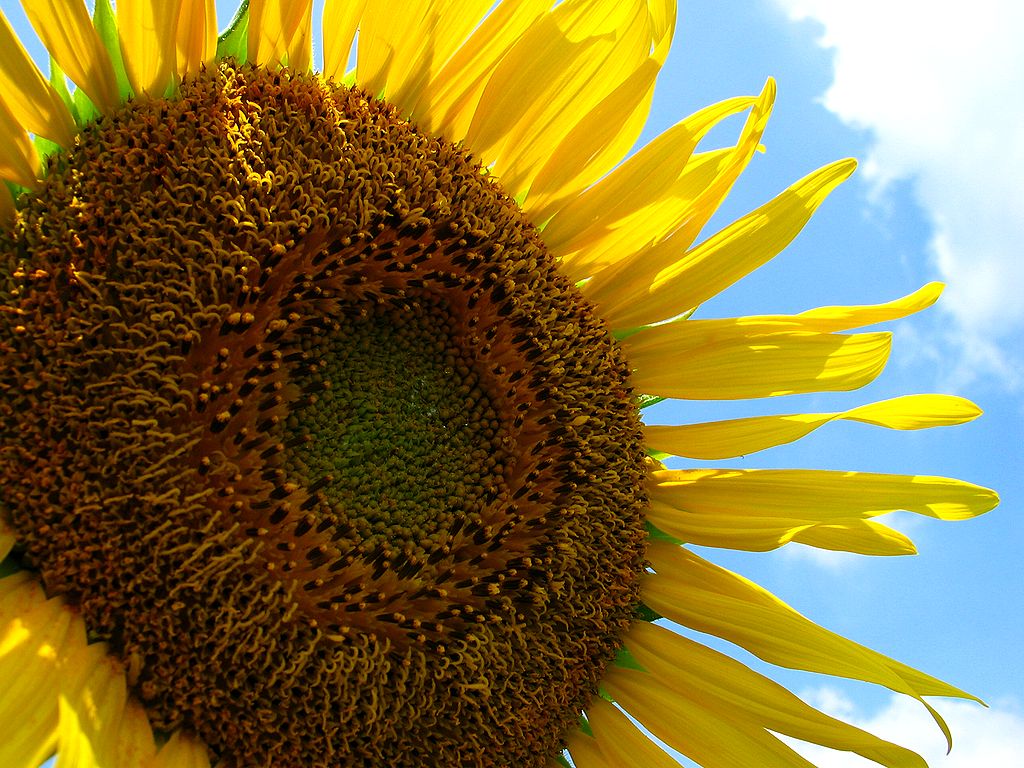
[772,0,1024,388]
[785,688,1024,767]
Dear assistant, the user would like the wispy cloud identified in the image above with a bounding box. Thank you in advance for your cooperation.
[771,0,1024,389]
[786,687,1024,766]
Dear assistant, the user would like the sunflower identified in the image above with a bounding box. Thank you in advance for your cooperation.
[0,1,998,767]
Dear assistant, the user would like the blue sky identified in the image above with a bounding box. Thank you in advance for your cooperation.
[4,1,1021,765]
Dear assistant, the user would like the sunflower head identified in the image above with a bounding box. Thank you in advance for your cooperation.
[0,2,998,768]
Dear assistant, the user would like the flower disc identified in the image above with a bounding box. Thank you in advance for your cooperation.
[0,64,648,766]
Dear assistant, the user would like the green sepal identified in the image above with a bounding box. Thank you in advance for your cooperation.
[217,0,251,63]
[0,555,19,579]
[611,325,645,342]
[72,88,100,127]
[92,0,133,101]
[33,136,63,173]
[578,713,594,737]
[646,519,684,546]
[554,755,572,768]
[635,602,662,622]
[637,393,665,409]
[3,180,29,208]
[646,448,671,462]
[612,645,647,672]
[48,58,81,127]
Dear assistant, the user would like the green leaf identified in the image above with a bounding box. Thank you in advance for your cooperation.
[92,0,133,101]
[217,0,251,63]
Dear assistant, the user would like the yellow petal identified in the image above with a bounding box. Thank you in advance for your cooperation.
[465,0,668,201]
[56,643,157,768]
[523,1,677,220]
[411,0,552,141]
[603,663,819,768]
[643,394,982,460]
[618,621,929,768]
[0,580,63,767]
[0,573,73,768]
[644,541,980,747]
[792,282,943,331]
[118,0,182,96]
[176,0,217,78]
[0,11,76,146]
[567,727,615,768]
[248,0,313,71]
[646,468,996,554]
[624,324,892,400]
[542,92,753,252]
[322,0,367,81]
[553,80,775,282]
[790,518,918,556]
[649,467,999,523]
[144,731,212,768]
[355,0,496,116]
[593,159,857,328]
[21,0,120,113]
[583,697,683,768]
[0,96,40,188]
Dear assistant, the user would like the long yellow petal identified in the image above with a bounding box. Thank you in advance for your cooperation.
[624,325,891,400]
[644,541,980,746]
[411,0,551,141]
[603,663,819,768]
[646,498,918,555]
[21,0,120,113]
[176,0,217,78]
[566,726,616,768]
[643,394,982,460]
[592,159,856,327]
[554,80,775,282]
[465,0,665,201]
[322,0,367,81]
[0,573,70,768]
[0,97,39,188]
[619,622,929,768]
[584,697,683,768]
[523,1,677,220]
[144,731,212,768]
[649,468,999,523]
[789,518,918,556]
[542,92,753,249]
[0,11,76,146]
[118,0,182,96]
[56,643,157,768]
[248,0,313,71]
[355,0,496,117]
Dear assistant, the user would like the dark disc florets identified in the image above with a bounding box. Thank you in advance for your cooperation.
[0,64,647,767]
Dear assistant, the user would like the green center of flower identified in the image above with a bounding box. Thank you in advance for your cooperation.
[0,64,647,768]
[285,300,512,555]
